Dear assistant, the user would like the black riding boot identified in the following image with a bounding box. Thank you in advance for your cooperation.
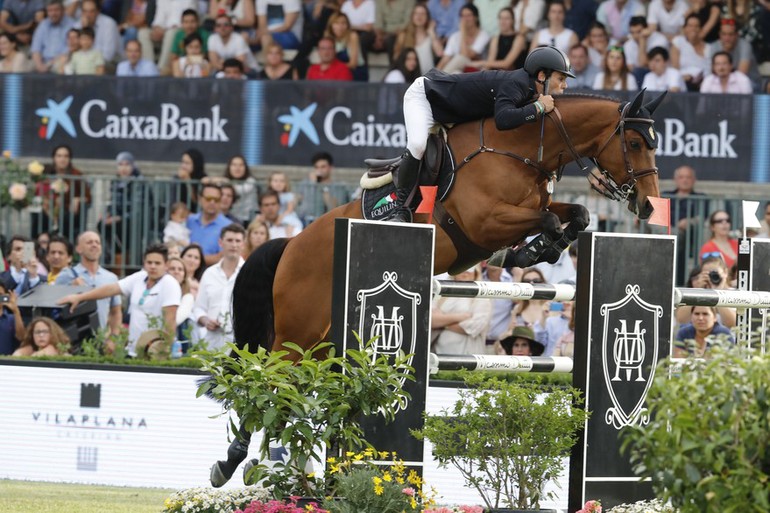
[387,150,420,223]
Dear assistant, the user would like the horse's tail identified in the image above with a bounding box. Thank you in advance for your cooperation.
[232,237,290,353]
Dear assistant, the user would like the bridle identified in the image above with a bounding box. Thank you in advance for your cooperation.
[589,102,659,203]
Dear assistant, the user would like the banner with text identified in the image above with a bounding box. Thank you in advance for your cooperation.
[19,76,244,161]
[260,81,408,167]
[7,76,766,181]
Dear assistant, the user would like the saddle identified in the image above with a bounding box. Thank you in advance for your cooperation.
[360,133,457,221]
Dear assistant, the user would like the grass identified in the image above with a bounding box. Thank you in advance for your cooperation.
[0,479,173,513]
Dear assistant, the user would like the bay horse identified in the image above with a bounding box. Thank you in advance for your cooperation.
[210,90,665,486]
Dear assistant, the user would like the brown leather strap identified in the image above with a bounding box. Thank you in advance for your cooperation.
[433,201,493,274]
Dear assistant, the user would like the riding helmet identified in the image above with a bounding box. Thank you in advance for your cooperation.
[524,46,576,78]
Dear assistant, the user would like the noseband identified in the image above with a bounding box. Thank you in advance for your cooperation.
[590,102,659,202]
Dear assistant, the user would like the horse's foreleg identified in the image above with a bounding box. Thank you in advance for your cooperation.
[210,424,252,487]
[539,203,590,263]
[487,208,563,268]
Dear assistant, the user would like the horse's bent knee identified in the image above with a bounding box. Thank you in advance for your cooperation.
[542,212,563,236]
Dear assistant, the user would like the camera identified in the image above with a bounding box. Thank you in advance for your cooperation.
[0,295,9,303]
[708,270,722,285]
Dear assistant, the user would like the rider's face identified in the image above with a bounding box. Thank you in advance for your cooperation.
[538,71,568,94]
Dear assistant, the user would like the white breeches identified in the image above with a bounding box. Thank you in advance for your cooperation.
[403,76,435,159]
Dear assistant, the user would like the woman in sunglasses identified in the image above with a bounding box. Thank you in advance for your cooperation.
[699,209,738,269]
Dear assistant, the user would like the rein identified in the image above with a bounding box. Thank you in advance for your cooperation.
[454,107,590,188]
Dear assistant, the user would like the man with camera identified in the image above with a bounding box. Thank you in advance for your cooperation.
[0,236,46,297]
[675,255,736,329]
[0,279,26,355]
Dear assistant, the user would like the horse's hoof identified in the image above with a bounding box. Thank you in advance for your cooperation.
[543,248,562,264]
[210,461,232,488]
[243,458,260,485]
[512,249,536,268]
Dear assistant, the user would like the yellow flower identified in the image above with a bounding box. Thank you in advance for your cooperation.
[407,470,421,485]
[363,447,374,457]
[372,476,382,485]
[27,160,44,176]
[353,453,364,461]
[329,464,340,473]
[327,457,337,464]
[346,451,355,458]
[373,484,384,495]
[3,150,11,158]
[396,476,405,484]
[382,472,392,482]
[307,472,315,478]
[378,451,389,459]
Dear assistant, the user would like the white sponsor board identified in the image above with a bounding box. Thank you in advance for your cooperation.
[0,364,568,510]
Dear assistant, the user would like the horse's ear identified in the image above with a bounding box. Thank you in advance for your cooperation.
[628,89,646,116]
[643,90,668,116]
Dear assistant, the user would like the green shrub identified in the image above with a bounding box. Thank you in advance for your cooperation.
[621,345,770,513]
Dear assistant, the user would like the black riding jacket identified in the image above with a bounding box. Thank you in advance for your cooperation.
[422,68,541,130]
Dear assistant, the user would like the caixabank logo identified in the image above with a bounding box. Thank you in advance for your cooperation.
[35,96,230,142]
[276,103,406,149]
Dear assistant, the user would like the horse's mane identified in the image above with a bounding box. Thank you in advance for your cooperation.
[557,93,622,104]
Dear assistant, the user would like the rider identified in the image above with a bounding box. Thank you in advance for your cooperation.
[387,45,575,223]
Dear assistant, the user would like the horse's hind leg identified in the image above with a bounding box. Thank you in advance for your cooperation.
[210,424,252,487]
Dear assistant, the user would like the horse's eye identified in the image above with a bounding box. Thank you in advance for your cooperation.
[629,140,641,150]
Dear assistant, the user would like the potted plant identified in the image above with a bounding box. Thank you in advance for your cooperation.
[414,372,589,512]
[196,340,414,501]
[621,344,770,512]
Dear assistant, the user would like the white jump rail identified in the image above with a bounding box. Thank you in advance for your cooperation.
[434,280,770,309]
[429,353,574,375]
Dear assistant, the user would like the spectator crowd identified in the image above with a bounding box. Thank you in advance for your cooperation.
[0,145,351,358]
[0,0,766,359]
[0,0,763,91]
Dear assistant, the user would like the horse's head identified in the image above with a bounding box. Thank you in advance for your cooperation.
[591,90,666,219]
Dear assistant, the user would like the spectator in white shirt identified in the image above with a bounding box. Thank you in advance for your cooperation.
[646,0,689,41]
[208,13,258,74]
[256,0,303,50]
[58,244,181,357]
[623,16,669,72]
[700,50,753,94]
[437,3,490,73]
[641,46,685,91]
[193,223,245,351]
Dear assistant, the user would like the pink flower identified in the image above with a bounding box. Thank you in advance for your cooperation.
[402,487,415,496]
[578,500,602,513]
[8,182,27,201]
